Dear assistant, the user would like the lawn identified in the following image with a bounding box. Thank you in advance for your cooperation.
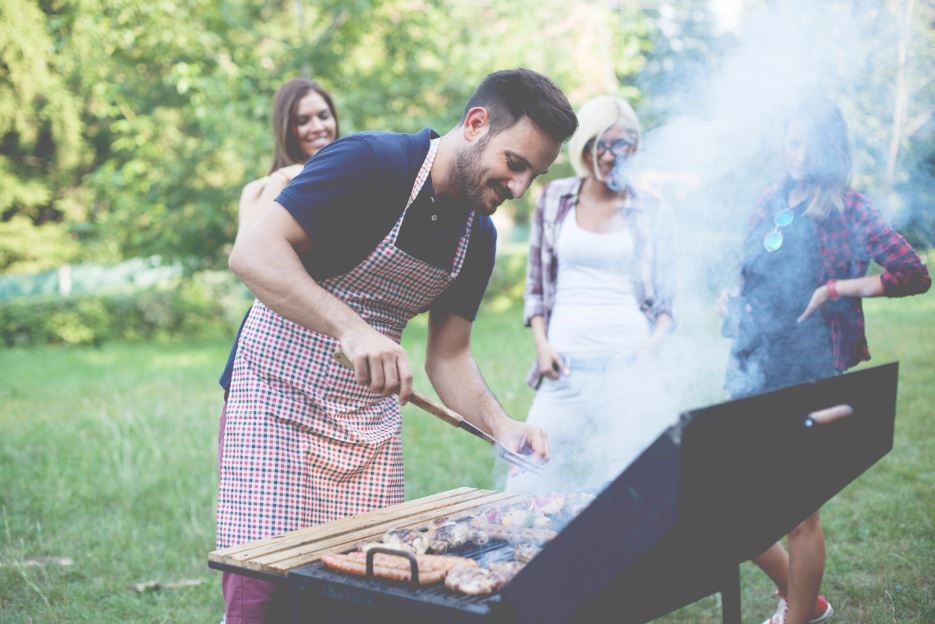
[0,292,932,623]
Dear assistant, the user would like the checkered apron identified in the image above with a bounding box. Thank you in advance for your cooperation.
[217,139,475,548]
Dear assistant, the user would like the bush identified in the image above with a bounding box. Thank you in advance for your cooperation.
[0,249,535,348]
[0,271,251,347]
[484,244,529,310]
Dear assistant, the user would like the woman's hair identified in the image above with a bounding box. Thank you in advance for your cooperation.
[785,97,851,218]
[270,78,339,173]
[567,95,641,179]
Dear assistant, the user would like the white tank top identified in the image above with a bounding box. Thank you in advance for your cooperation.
[547,206,650,354]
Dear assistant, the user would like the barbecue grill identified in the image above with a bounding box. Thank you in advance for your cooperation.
[209,362,899,623]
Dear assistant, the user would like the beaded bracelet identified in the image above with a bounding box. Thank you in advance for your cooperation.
[826,279,839,301]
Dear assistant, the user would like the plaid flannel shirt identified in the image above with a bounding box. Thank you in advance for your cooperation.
[523,177,676,388]
[748,186,931,370]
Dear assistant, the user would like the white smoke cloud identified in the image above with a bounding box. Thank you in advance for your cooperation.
[504,0,920,496]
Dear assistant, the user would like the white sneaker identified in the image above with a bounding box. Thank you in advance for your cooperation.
[762,595,834,624]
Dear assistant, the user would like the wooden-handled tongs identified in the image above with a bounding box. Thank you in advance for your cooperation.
[333,350,544,476]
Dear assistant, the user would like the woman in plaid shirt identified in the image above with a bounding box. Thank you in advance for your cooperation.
[508,96,676,494]
[718,97,930,624]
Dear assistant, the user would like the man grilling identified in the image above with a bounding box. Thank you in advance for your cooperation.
[216,68,578,623]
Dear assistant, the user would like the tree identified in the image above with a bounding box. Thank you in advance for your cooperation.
[2,0,654,272]
[0,0,87,272]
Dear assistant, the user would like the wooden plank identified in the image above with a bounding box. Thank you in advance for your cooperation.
[232,491,519,577]
[211,487,478,559]
[212,490,518,575]
[263,492,522,573]
[208,488,523,577]
[208,488,517,575]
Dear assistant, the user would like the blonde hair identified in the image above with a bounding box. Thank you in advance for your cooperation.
[567,95,641,179]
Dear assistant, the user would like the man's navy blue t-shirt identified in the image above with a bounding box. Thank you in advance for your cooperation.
[219,128,497,391]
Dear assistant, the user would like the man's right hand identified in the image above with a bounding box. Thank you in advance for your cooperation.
[339,329,414,403]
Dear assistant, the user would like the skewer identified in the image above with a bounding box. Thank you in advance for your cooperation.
[333,350,545,476]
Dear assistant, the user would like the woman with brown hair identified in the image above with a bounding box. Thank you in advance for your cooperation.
[236,78,339,238]
[219,77,338,623]
[718,97,930,624]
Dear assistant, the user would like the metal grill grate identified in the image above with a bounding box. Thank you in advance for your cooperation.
[293,538,523,613]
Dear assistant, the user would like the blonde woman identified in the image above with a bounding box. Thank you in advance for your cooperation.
[511,95,676,493]
[718,97,930,624]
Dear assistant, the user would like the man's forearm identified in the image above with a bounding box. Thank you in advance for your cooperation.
[425,350,509,438]
[229,234,367,341]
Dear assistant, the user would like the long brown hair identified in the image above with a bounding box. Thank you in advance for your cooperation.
[269,78,339,173]
[786,97,851,218]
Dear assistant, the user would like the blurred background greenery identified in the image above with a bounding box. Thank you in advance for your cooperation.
[2,3,931,264]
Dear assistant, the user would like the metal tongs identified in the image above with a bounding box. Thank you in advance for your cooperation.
[333,350,545,476]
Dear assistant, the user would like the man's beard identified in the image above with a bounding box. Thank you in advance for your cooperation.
[452,135,499,215]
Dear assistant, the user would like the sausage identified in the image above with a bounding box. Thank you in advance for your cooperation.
[467,520,557,543]
[444,561,526,595]
[512,543,541,562]
[444,565,502,595]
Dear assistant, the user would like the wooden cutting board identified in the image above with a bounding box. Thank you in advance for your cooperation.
[209,487,522,577]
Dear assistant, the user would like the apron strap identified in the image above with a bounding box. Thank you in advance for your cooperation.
[404,138,440,212]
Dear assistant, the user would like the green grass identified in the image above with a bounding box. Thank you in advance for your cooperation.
[1,291,932,623]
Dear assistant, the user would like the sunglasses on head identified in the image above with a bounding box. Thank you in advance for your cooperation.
[763,209,795,253]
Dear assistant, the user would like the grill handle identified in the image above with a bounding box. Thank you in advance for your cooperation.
[364,546,420,586]
[805,404,854,428]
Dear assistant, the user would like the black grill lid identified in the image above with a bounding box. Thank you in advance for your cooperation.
[501,362,898,623]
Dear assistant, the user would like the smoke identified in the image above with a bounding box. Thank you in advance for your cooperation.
[504,1,927,496]
[632,0,917,412]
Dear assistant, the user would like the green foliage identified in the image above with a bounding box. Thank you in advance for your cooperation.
[1,0,654,273]
[1,1,929,278]
[0,216,80,273]
[0,271,248,346]
[0,0,88,272]
[0,242,530,347]
[484,243,529,310]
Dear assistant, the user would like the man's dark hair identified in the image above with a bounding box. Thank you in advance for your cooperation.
[461,68,577,142]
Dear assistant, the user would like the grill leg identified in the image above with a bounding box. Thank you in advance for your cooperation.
[720,564,741,624]
[288,578,303,624]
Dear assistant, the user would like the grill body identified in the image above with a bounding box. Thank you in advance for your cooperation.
[213,363,899,624]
